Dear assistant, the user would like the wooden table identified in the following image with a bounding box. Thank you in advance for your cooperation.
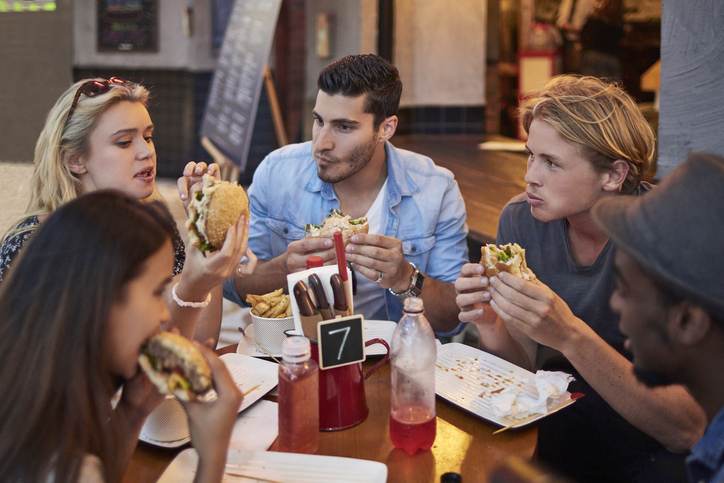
[125,346,537,483]
[393,135,528,243]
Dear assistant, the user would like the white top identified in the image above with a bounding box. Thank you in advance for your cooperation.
[353,180,388,320]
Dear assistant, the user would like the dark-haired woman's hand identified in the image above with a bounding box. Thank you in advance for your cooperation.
[181,343,242,482]
[177,161,221,213]
[118,370,165,425]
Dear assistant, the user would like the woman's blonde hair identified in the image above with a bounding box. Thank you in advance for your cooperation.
[520,75,655,194]
[3,79,150,242]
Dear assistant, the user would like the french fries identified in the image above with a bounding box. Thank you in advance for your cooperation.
[245,288,292,318]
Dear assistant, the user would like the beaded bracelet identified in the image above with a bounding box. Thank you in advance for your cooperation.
[171,283,212,308]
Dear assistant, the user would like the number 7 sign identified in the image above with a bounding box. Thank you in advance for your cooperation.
[316,315,365,370]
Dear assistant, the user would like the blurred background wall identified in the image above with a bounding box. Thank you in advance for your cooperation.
[658,0,724,176]
[0,0,72,162]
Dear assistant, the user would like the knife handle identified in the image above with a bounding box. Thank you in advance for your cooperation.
[330,273,348,313]
[293,281,317,317]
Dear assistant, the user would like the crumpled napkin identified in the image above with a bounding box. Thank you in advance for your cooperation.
[490,370,574,419]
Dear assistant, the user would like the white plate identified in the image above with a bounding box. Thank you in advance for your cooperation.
[237,319,396,358]
[139,354,278,448]
[435,343,576,429]
[158,447,388,483]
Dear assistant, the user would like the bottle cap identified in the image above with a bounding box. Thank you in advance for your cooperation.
[403,296,424,313]
[440,472,462,483]
[282,336,311,363]
[306,256,324,269]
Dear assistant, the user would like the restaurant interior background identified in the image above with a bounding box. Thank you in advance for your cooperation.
[3,0,723,246]
[0,0,668,242]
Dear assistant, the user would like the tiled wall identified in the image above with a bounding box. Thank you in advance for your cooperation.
[396,106,485,135]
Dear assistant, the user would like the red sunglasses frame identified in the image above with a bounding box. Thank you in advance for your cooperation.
[65,77,133,127]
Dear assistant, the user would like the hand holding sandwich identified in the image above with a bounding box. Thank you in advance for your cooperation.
[180,214,251,295]
[284,237,335,274]
[456,243,535,336]
[114,368,166,433]
[180,343,242,483]
[179,174,256,298]
[177,161,220,211]
[345,233,412,291]
[488,272,586,353]
[286,208,363,274]
[455,262,494,325]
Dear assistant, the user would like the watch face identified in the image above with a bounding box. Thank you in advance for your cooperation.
[411,271,424,295]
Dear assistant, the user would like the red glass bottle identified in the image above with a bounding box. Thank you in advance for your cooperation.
[277,336,319,453]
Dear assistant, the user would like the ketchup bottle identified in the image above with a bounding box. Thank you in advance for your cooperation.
[277,336,319,453]
[306,256,324,269]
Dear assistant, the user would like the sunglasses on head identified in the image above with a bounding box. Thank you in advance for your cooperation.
[65,77,133,127]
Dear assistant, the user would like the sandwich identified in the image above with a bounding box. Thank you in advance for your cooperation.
[480,243,536,281]
[138,331,213,401]
[305,209,368,244]
[186,175,249,253]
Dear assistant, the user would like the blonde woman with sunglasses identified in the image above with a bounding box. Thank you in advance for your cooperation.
[0,77,253,343]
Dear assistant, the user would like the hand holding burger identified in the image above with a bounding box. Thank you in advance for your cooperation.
[140,333,242,481]
[179,175,255,295]
[138,331,213,401]
[454,241,535,330]
[186,175,249,254]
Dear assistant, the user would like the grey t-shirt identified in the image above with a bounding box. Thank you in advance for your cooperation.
[497,198,686,483]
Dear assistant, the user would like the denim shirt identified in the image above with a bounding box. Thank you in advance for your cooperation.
[224,141,468,330]
[687,408,724,483]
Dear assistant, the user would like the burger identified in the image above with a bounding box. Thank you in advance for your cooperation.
[138,331,213,401]
[186,175,249,254]
[481,243,536,281]
[305,209,369,244]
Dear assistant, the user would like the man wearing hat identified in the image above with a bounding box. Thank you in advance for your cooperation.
[593,152,724,483]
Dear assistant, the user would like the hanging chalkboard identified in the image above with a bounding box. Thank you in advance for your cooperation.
[201,0,282,171]
[97,0,158,52]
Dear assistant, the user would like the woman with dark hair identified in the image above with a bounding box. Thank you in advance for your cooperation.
[0,191,241,482]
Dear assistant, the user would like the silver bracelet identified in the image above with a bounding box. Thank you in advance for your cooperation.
[171,282,212,308]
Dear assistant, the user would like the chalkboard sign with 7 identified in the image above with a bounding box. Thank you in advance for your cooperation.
[317,316,365,370]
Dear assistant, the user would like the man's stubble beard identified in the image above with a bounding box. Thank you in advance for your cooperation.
[316,135,379,184]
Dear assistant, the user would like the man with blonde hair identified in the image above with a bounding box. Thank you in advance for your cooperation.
[455,75,705,482]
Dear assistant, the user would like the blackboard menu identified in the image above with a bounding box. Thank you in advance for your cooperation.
[201,0,282,170]
[97,0,158,52]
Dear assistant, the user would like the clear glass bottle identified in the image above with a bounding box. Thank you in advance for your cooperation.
[389,297,437,455]
[277,336,319,453]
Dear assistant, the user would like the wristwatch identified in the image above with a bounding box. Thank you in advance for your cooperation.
[388,262,425,299]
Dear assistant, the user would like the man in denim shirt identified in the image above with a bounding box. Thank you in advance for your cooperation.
[225,54,467,332]
[593,153,724,482]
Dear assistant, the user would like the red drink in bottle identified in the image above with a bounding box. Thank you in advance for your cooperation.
[389,405,436,455]
[278,336,319,454]
[389,297,437,455]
